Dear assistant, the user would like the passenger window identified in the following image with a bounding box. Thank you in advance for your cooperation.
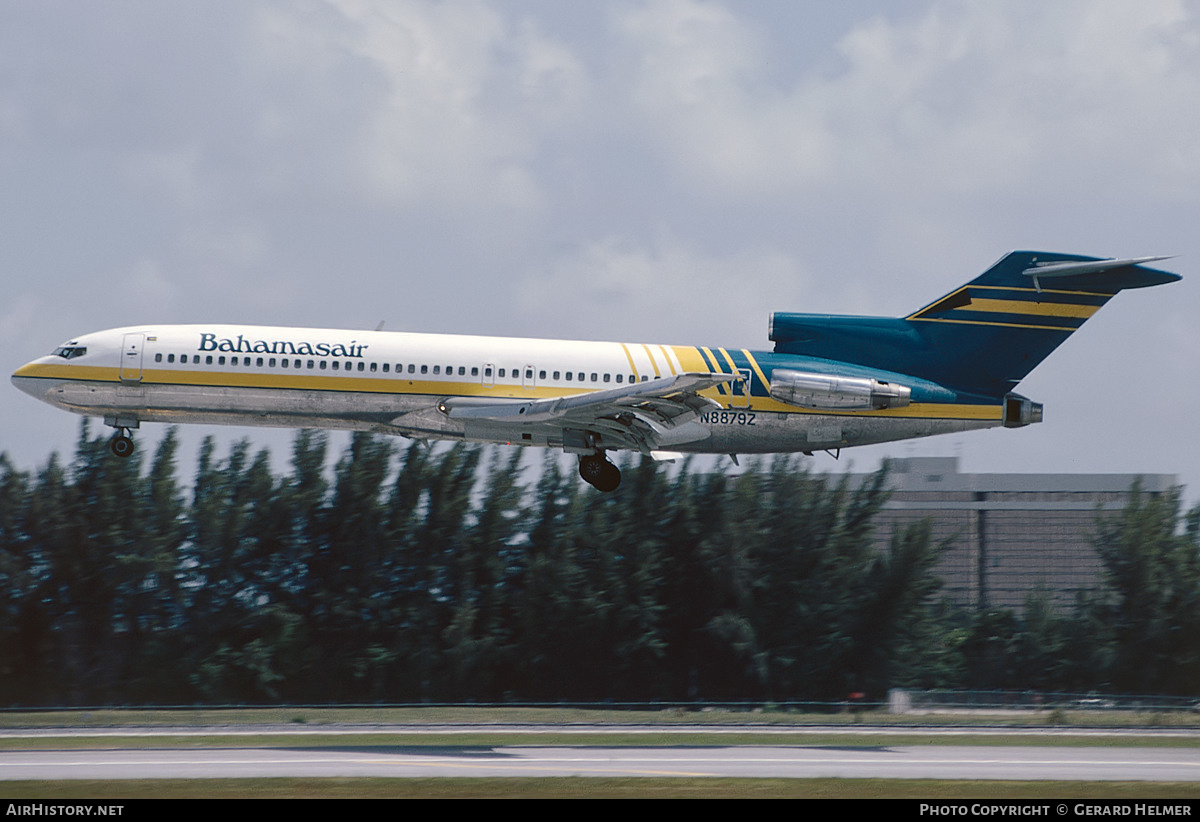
[307,360,315,369]
[565,372,572,381]
[257,357,264,367]
[421,365,429,374]
[281,359,289,368]
[332,362,340,371]
[433,366,440,375]
[553,371,560,380]
[155,353,163,363]
[603,374,610,383]
[471,367,479,376]
[360,362,366,372]
[319,361,327,370]
[206,355,213,365]
[368,362,375,372]
[382,363,389,373]
[499,368,506,378]
[408,364,415,374]
[591,373,598,382]
[616,374,623,383]
[219,356,226,365]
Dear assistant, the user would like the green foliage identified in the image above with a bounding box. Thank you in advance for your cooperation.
[0,422,1195,705]
[1090,484,1200,695]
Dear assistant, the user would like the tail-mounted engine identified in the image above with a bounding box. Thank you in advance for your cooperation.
[768,369,911,411]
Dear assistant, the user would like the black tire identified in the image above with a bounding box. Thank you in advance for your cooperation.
[595,459,621,492]
[110,435,135,458]
[579,455,621,492]
[578,455,606,485]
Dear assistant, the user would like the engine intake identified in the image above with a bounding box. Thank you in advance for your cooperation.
[769,369,911,411]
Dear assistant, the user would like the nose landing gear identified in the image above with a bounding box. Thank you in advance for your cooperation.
[110,429,135,458]
[103,417,139,459]
[578,453,621,492]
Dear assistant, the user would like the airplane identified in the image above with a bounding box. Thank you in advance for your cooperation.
[12,251,1180,492]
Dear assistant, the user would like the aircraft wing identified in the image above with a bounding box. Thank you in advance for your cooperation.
[438,372,738,452]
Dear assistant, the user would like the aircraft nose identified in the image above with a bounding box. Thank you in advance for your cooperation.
[12,361,48,400]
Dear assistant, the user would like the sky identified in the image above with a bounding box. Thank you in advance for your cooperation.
[2,0,1197,493]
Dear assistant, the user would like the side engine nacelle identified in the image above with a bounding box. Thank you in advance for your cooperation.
[768,369,912,411]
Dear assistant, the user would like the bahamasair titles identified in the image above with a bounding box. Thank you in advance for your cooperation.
[12,252,1180,491]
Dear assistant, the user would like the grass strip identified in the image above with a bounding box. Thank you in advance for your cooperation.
[1,777,1198,799]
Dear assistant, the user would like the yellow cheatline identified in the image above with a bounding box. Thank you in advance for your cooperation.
[669,345,710,374]
[13,363,116,381]
[18,362,1004,420]
[640,343,662,377]
[742,350,772,390]
[618,342,640,381]
[908,316,1078,332]
[958,298,1100,319]
[656,344,678,375]
[699,346,722,372]
[743,394,1003,420]
[716,347,739,373]
[28,362,594,401]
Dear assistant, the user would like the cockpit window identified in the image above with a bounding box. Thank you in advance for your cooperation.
[52,345,87,359]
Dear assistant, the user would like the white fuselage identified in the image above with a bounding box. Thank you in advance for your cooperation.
[12,324,1000,456]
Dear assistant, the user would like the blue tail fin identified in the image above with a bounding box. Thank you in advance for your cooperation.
[770,251,1180,397]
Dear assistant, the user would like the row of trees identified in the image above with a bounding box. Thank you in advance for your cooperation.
[0,422,1196,706]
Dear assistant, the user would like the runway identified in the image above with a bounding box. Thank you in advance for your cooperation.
[2,744,1197,781]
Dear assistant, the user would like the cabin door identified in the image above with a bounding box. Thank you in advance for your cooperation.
[120,333,145,382]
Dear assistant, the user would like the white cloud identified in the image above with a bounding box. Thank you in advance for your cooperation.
[612,0,1200,204]
[251,0,589,214]
[516,233,803,344]
[2,1,1196,489]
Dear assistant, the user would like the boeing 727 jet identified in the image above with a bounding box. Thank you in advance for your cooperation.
[12,251,1180,491]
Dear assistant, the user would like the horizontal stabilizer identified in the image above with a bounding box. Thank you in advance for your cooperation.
[1024,255,1177,292]
[1023,255,1174,278]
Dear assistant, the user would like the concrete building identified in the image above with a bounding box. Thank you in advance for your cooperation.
[859,457,1178,610]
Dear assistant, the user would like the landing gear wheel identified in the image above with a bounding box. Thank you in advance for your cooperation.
[578,454,621,492]
[110,433,135,458]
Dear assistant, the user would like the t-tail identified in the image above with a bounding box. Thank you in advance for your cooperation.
[769,251,1180,399]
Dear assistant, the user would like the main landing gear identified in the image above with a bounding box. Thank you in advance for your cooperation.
[578,453,621,493]
[110,429,135,458]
